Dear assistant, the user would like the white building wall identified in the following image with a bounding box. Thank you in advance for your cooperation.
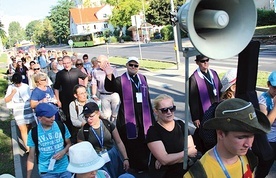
[255,0,274,10]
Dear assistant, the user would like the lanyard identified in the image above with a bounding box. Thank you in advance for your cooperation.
[214,146,231,178]
[202,72,217,96]
[90,121,104,149]
[202,73,215,88]
[130,77,140,91]
[214,146,244,178]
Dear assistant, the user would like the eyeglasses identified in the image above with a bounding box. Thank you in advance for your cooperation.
[199,59,209,63]
[83,58,88,60]
[34,68,40,71]
[76,63,83,66]
[77,92,87,95]
[40,79,47,81]
[129,64,139,68]
[158,105,176,114]
[85,113,97,119]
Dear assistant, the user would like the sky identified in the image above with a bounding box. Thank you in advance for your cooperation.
[0,0,59,33]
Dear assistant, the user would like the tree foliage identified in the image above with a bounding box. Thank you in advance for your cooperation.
[0,21,6,39]
[48,0,74,44]
[25,20,40,41]
[0,21,7,46]
[82,0,91,7]
[146,0,186,26]
[109,0,142,29]
[8,21,25,47]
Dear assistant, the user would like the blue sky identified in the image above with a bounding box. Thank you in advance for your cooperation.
[0,0,58,32]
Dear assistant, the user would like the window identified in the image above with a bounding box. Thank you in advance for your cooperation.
[104,24,108,28]
[94,25,96,29]
[103,14,107,18]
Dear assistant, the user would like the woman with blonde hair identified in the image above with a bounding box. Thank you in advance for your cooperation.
[146,94,197,178]
[30,73,59,120]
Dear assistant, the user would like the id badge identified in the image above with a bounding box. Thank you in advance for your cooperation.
[136,92,142,103]
[100,150,111,163]
[48,158,56,171]
[22,75,25,79]
[213,88,217,96]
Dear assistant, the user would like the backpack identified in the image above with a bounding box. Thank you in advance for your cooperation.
[31,121,66,163]
[83,119,112,141]
[188,149,258,178]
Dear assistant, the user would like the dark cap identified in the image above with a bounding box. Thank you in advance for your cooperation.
[35,103,58,117]
[195,54,208,61]
[82,102,99,115]
[203,98,271,134]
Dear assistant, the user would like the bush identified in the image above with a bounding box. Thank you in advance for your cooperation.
[122,35,132,41]
[109,36,118,43]
[257,9,276,26]
[161,25,174,41]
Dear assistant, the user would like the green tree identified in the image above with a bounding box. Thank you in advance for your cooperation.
[33,18,56,45]
[82,0,91,7]
[109,0,142,29]
[8,21,25,47]
[0,21,6,39]
[48,0,74,44]
[0,21,7,47]
[146,0,186,26]
[25,20,41,41]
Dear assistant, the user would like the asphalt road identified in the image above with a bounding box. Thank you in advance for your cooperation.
[56,39,276,72]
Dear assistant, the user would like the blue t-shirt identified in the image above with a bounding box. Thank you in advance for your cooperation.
[31,87,55,103]
[27,122,71,173]
[259,92,276,142]
[37,56,48,69]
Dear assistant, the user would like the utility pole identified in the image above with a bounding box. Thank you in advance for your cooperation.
[170,0,181,69]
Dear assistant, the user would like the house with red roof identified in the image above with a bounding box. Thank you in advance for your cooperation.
[69,4,114,35]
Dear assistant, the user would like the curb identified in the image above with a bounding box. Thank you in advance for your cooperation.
[11,120,23,178]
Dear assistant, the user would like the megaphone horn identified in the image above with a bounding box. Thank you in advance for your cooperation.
[177,0,257,59]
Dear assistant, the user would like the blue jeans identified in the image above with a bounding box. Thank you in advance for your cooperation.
[40,171,71,178]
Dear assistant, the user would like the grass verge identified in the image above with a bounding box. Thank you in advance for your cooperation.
[109,57,175,71]
[255,25,276,36]
[110,56,269,88]
[0,53,14,174]
[0,119,14,175]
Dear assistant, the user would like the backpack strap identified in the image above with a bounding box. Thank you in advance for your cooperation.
[31,126,39,163]
[31,121,66,164]
[82,119,113,141]
[83,123,90,141]
[188,160,207,178]
[74,100,79,116]
[246,149,258,172]
[101,119,112,134]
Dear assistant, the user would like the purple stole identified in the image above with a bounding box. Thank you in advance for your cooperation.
[121,73,152,139]
[194,69,220,113]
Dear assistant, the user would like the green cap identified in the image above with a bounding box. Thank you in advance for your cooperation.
[204,98,271,134]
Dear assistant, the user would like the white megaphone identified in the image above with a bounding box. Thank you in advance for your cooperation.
[177,0,257,59]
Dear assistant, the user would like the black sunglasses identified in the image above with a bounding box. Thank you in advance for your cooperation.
[199,59,209,63]
[158,105,176,114]
[76,63,83,66]
[34,68,40,71]
[129,64,139,68]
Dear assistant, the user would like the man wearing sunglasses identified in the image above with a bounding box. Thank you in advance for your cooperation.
[189,54,222,153]
[104,56,155,175]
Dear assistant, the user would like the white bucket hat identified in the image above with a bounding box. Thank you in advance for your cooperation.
[67,141,105,174]
[220,68,237,92]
